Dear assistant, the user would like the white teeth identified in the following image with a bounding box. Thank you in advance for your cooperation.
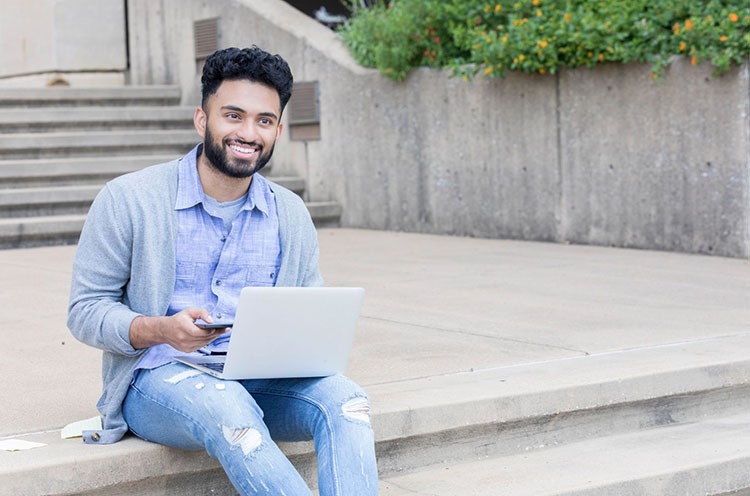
[229,144,256,154]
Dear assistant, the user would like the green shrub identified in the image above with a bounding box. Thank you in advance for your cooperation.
[338,0,750,80]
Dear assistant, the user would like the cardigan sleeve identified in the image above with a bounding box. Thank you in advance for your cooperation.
[67,184,144,356]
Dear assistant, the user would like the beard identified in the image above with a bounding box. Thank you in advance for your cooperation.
[202,126,275,179]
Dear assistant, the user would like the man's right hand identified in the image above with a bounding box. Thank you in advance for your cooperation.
[129,307,227,352]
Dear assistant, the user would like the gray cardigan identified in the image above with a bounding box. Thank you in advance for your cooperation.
[67,155,323,444]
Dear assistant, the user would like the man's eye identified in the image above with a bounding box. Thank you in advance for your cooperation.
[227,113,240,119]
[259,118,272,125]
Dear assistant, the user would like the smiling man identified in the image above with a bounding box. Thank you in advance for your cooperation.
[68,47,378,495]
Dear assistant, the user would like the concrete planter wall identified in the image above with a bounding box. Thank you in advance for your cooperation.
[0,0,127,85]
[127,0,750,258]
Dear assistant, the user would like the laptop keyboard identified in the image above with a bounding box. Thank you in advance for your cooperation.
[197,362,225,373]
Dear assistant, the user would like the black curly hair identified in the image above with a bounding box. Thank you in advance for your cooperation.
[201,46,294,114]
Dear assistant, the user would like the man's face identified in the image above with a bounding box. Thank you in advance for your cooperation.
[195,79,283,178]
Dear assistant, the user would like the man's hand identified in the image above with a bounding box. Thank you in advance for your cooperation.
[129,307,228,352]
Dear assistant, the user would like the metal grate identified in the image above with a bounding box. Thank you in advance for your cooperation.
[289,82,319,125]
[194,18,220,60]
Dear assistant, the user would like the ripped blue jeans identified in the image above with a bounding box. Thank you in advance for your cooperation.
[122,362,378,495]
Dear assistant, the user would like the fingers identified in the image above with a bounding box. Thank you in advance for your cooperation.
[182,307,214,324]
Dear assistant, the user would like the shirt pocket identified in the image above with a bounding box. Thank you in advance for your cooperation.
[174,262,197,293]
[245,264,278,287]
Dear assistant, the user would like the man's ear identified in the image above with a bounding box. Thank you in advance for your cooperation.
[276,122,284,140]
[194,107,207,139]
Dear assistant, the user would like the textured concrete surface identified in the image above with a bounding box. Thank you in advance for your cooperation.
[1,229,750,495]
[379,410,750,496]
[1,228,748,437]
[0,0,126,79]
[559,59,750,257]
[125,0,750,258]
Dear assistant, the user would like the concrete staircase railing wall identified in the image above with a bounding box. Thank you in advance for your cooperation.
[127,0,750,258]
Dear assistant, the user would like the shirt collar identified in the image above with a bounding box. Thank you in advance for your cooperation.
[175,143,270,216]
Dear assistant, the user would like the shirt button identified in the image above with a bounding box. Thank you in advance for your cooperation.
[216,280,222,286]
[270,272,274,279]
[216,312,223,319]
[91,433,100,442]
[220,236,226,242]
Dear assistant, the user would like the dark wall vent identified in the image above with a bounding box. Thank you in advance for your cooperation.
[194,18,220,60]
[289,81,320,141]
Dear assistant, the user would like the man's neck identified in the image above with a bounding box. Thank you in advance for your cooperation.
[196,153,253,203]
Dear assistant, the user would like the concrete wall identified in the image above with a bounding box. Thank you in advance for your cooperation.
[0,0,126,85]
[127,0,750,258]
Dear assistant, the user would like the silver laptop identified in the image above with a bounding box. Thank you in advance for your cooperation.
[175,287,365,380]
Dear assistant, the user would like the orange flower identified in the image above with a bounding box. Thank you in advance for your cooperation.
[532,0,539,5]
[598,54,604,62]
[672,22,680,35]
[495,4,501,13]
[685,19,693,30]
[536,9,542,17]
[564,13,572,23]
[485,66,494,75]
[679,41,686,51]
[651,72,658,80]
[729,13,739,22]
[720,35,727,42]
[519,54,526,61]
[539,67,546,74]
[691,55,697,65]
[538,40,548,48]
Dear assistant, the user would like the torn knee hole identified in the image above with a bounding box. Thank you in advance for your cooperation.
[342,396,371,424]
[222,426,262,456]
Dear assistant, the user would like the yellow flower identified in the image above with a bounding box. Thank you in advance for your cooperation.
[587,51,593,58]
[564,13,572,24]
[538,40,548,48]
[513,57,518,64]
[730,13,739,22]
[485,66,494,75]
[502,34,508,43]
[484,5,491,13]
[519,54,526,61]
[473,43,481,50]
[537,10,542,17]
[679,41,686,51]
[720,35,727,42]
[495,4,502,13]
[513,19,519,26]
[486,36,492,43]
[532,0,539,5]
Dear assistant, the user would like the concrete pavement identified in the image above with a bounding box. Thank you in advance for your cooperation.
[1,228,749,494]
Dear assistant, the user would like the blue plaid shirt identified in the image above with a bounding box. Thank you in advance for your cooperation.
[138,144,281,370]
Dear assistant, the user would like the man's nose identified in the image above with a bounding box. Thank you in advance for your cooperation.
[236,120,260,143]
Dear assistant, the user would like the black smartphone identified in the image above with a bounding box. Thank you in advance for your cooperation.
[196,322,233,329]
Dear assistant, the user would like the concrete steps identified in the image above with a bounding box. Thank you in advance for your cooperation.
[380,411,750,495]
[5,333,750,494]
[0,86,341,247]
